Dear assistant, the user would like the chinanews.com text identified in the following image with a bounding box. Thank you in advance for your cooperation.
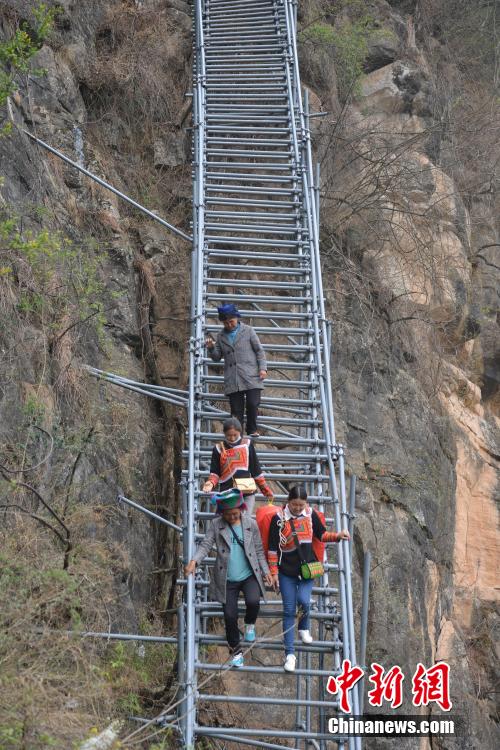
[328,715,459,737]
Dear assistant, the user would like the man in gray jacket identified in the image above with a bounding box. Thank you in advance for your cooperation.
[206,303,267,436]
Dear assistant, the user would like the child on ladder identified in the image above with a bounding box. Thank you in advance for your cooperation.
[185,489,272,668]
[267,486,350,673]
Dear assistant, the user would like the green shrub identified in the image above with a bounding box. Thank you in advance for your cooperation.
[299,0,392,103]
[0,3,58,108]
[0,214,109,343]
[301,16,376,102]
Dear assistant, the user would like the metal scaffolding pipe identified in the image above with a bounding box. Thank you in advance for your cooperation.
[196,726,347,741]
[359,550,371,715]
[200,694,339,709]
[197,734,301,750]
[349,474,357,564]
[22,130,191,243]
[118,494,183,532]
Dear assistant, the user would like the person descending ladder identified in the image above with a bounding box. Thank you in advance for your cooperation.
[181,0,363,748]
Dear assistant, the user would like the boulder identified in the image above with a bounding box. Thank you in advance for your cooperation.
[360,61,431,116]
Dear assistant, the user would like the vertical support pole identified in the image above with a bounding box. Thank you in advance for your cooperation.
[326,319,332,362]
[177,603,186,739]
[186,1,206,745]
[305,650,312,738]
[315,162,320,237]
[358,551,371,716]
[348,475,356,565]
[295,651,304,742]
[338,449,362,750]
[182,481,196,749]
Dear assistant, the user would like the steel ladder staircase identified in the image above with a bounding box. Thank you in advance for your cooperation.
[181,0,362,747]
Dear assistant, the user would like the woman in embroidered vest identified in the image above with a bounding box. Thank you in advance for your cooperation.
[206,303,267,437]
[202,417,273,515]
[185,489,272,668]
[267,485,350,673]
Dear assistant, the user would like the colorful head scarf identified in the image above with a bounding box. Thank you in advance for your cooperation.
[211,488,247,514]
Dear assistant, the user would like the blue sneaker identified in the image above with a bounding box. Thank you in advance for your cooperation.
[244,624,256,642]
[231,652,244,668]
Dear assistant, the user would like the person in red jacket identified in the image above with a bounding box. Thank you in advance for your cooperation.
[267,485,350,672]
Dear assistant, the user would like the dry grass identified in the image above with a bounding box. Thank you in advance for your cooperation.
[0,517,114,748]
[85,1,190,147]
[0,513,176,750]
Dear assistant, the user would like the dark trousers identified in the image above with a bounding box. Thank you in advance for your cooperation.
[223,574,261,653]
[229,389,261,434]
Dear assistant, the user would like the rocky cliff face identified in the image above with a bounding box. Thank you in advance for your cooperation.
[300,0,499,746]
[0,0,192,741]
[0,0,497,748]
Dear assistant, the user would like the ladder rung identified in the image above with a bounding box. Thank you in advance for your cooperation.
[205,126,291,134]
[207,10,278,16]
[206,214,298,225]
[205,278,308,289]
[207,21,282,27]
[206,102,289,109]
[187,446,326,457]
[205,183,297,193]
[206,249,304,260]
[205,115,290,123]
[205,209,297,220]
[207,136,291,145]
[205,313,311,324]
[204,324,311,335]
[199,694,338,709]
[205,36,284,43]
[205,237,304,248]
[206,85,286,92]
[206,148,291,157]
[202,376,316,388]
[195,663,336,678]
[205,293,309,304]
[205,172,296,182]
[205,64,286,71]
[205,75,286,81]
[206,198,297,208]
[196,411,320,426]
[217,343,314,352]
[205,263,306,275]
[197,635,340,652]
[196,726,345,742]
[183,471,330,481]
[198,393,319,405]
[205,223,298,235]
[205,44,286,50]
[207,160,290,172]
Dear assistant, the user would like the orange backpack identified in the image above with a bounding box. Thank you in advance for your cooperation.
[256,503,279,557]
[256,504,327,563]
